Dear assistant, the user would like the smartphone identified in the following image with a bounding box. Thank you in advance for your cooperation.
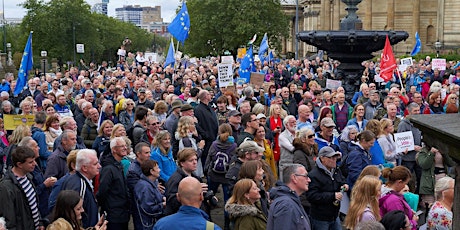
[415,210,423,216]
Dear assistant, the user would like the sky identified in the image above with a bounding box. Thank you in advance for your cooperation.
[3,0,182,23]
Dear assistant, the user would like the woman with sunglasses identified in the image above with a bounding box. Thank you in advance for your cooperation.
[118,99,136,130]
[293,128,318,173]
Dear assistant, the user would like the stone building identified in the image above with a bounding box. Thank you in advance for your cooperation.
[282,0,460,57]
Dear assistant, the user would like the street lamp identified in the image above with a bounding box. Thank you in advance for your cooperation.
[434,40,442,58]
[41,50,47,75]
[295,0,299,60]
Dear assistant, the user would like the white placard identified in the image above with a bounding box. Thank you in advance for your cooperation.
[217,63,234,87]
[325,79,342,90]
[144,52,158,63]
[175,51,183,60]
[221,55,234,64]
[398,57,413,72]
[432,58,446,71]
[117,49,126,56]
[76,44,85,53]
[394,131,415,153]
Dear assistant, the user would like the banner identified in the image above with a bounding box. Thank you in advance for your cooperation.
[432,58,446,71]
[326,79,342,90]
[4,114,35,131]
[394,131,415,153]
[217,63,234,87]
[380,35,397,82]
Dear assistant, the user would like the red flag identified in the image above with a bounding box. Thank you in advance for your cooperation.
[380,35,397,82]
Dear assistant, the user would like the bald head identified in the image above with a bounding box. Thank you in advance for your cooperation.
[177,177,203,207]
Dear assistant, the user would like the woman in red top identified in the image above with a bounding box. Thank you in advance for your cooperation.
[266,104,284,163]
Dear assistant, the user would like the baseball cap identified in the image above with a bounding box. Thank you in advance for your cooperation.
[227,110,242,117]
[318,146,341,158]
[256,113,266,120]
[321,117,336,128]
[202,80,209,85]
[238,140,265,153]
[138,88,146,93]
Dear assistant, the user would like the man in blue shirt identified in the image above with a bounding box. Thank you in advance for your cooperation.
[154,177,221,230]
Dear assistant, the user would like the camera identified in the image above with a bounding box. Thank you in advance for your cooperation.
[203,190,218,207]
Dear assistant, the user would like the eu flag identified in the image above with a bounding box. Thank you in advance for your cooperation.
[167,2,190,44]
[238,46,254,83]
[258,33,268,59]
[410,32,422,56]
[14,31,33,96]
[164,40,175,68]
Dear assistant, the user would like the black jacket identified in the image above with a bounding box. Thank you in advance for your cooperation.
[0,170,39,230]
[306,158,346,221]
[96,154,130,224]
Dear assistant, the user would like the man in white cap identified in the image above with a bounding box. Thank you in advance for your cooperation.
[306,146,348,230]
[315,117,340,152]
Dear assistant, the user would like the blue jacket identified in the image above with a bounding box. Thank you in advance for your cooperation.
[151,147,177,182]
[346,143,372,191]
[30,165,51,218]
[154,206,221,230]
[346,118,368,132]
[370,140,385,166]
[31,126,51,170]
[351,91,363,106]
[61,171,99,228]
[314,132,340,152]
[48,173,70,212]
[267,185,311,230]
[133,174,164,230]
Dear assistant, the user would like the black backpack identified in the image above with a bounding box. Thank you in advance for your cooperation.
[126,123,143,147]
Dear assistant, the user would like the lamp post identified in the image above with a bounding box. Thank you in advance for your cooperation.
[41,50,47,75]
[295,0,299,60]
[73,23,76,66]
[434,40,442,58]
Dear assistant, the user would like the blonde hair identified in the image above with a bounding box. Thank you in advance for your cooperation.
[154,100,168,114]
[153,130,171,155]
[9,124,31,144]
[121,98,135,111]
[344,175,382,229]
[98,120,114,136]
[218,123,232,142]
[111,124,126,139]
[177,116,193,138]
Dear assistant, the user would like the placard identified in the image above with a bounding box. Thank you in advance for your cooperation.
[237,48,246,59]
[399,57,413,72]
[221,56,234,64]
[394,131,415,153]
[175,51,183,60]
[217,63,234,87]
[144,52,158,63]
[76,44,85,54]
[325,79,342,90]
[236,78,247,85]
[250,72,265,87]
[4,114,35,130]
[432,58,446,71]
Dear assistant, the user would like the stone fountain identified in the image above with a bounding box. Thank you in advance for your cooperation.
[297,0,408,100]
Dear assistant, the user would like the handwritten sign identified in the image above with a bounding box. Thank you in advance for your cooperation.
[326,79,342,90]
[4,114,35,131]
[217,63,234,87]
[432,58,446,71]
[394,131,415,153]
[250,72,265,87]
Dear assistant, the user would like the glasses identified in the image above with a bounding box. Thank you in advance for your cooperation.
[114,145,127,149]
[307,134,315,139]
[150,122,160,125]
[294,173,309,178]
[127,103,134,105]
[451,97,457,100]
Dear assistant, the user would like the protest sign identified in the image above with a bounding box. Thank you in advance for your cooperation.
[394,131,415,153]
[217,63,234,87]
[326,79,342,90]
[221,56,234,64]
[144,52,158,63]
[4,114,35,131]
[432,58,446,71]
[399,57,413,72]
[250,72,265,87]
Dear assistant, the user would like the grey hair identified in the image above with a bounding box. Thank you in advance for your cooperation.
[406,102,420,114]
[84,89,94,97]
[110,136,125,149]
[283,115,295,127]
[341,125,358,142]
[18,136,35,147]
[101,100,113,111]
[295,127,314,139]
[435,176,454,200]
[355,220,385,230]
[252,103,265,115]
[282,164,305,184]
[75,149,97,171]
[243,86,253,97]
[62,130,76,141]
[81,101,92,110]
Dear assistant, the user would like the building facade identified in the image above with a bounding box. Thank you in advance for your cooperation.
[115,5,163,27]
[282,0,460,57]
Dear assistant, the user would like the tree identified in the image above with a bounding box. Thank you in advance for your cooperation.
[185,0,290,57]
[19,0,160,67]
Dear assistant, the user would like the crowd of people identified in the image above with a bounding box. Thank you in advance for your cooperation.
[0,51,457,230]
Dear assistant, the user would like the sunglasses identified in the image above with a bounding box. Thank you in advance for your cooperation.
[307,134,315,139]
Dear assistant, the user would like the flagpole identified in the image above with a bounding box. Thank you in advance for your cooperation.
[396,69,404,91]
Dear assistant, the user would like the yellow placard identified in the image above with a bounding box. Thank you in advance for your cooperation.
[3,114,35,130]
[237,48,246,59]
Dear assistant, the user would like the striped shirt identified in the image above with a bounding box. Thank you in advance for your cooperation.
[16,175,40,228]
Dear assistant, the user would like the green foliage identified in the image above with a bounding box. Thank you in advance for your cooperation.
[13,0,166,67]
[185,0,289,57]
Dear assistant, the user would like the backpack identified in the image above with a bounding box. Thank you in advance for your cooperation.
[211,142,236,174]
[126,123,143,147]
